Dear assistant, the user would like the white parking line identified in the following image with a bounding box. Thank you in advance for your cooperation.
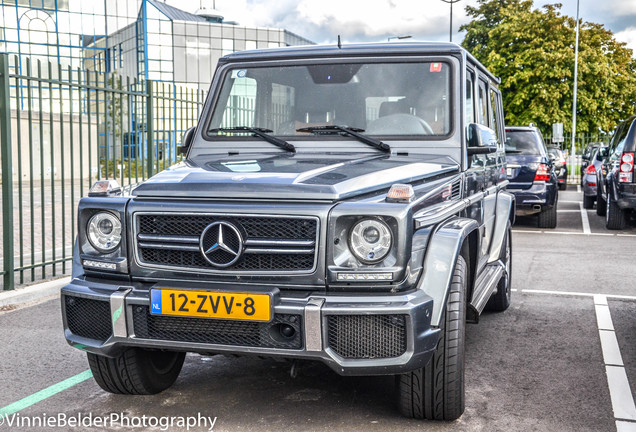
[577,185,581,193]
[580,202,592,234]
[596,304,615,330]
[512,288,636,301]
[616,420,636,432]
[599,331,624,366]
[594,295,636,425]
[512,229,625,237]
[557,209,582,213]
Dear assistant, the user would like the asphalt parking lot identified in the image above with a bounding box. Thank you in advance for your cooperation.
[0,186,634,432]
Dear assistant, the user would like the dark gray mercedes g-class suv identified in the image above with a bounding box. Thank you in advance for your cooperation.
[62,42,514,421]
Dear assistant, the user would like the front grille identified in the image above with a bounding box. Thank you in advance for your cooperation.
[327,314,407,359]
[132,306,303,350]
[139,249,315,271]
[65,296,112,342]
[135,213,318,273]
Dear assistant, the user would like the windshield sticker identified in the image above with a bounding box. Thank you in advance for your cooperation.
[231,69,248,79]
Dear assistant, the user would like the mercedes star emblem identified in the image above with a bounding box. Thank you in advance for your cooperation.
[200,221,243,267]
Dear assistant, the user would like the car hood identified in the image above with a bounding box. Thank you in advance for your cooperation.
[132,152,460,201]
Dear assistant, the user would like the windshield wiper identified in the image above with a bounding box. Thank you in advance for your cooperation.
[209,127,295,153]
[296,125,391,153]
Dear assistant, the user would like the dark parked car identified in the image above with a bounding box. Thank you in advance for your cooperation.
[547,146,568,190]
[505,126,559,228]
[582,146,607,209]
[61,42,515,421]
[596,115,636,229]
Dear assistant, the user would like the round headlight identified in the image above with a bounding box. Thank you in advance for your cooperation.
[348,218,392,264]
[87,212,122,253]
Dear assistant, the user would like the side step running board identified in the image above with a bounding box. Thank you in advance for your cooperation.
[467,261,505,323]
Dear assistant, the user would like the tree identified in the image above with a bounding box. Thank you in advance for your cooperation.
[461,0,636,136]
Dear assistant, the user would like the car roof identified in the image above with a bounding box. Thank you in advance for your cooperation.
[218,42,500,83]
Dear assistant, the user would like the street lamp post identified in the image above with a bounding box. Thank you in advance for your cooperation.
[571,0,580,175]
[387,35,412,42]
[440,0,461,42]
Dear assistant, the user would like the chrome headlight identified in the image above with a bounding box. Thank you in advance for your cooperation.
[87,212,122,253]
[348,218,392,264]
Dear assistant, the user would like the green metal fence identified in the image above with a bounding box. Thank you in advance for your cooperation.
[544,134,612,154]
[0,53,205,290]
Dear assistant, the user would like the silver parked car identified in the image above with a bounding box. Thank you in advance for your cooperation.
[582,146,608,209]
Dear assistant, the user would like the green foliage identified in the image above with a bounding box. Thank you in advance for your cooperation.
[461,0,636,134]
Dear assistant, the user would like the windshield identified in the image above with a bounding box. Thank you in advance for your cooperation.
[206,61,452,138]
[505,130,545,155]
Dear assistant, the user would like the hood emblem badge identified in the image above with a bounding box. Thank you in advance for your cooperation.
[200,221,243,267]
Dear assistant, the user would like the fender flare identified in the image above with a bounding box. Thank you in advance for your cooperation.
[488,191,515,263]
[416,217,480,327]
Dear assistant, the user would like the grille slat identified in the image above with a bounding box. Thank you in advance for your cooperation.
[132,306,303,350]
[65,296,112,342]
[327,315,407,359]
[135,214,318,272]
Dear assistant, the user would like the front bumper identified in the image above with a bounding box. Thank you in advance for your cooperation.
[61,278,440,376]
[508,182,557,215]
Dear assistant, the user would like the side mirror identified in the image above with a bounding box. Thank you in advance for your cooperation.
[467,123,498,156]
[178,127,196,156]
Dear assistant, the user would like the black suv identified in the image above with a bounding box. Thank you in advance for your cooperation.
[61,43,515,421]
[596,115,636,229]
[505,126,559,228]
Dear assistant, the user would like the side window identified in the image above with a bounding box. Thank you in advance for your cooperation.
[466,71,475,124]
[477,79,488,126]
[489,88,502,143]
[610,123,628,159]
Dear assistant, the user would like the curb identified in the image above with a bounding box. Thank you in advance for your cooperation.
[0,277,70,308]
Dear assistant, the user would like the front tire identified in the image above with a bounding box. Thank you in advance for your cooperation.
[486,222,512,312]
[398,255,467,421]
[88,348,185,395]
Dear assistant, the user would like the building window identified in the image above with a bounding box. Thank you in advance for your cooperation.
[222,39,234,56]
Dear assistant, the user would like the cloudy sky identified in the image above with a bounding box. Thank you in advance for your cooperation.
[166,0,636,53]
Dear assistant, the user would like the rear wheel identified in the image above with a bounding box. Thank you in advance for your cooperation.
[486,223,512,312]
[583,194,595,209]
[398,255,467,421]
[558,182,567,191]
[88,348,185,395]
[537,203,557,229]
[606,196,627,230]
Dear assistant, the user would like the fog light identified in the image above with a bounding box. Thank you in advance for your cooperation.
[83,259,117,270]
[337,272,393,281]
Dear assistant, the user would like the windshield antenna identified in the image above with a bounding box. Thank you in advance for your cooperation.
[337,35,341,49]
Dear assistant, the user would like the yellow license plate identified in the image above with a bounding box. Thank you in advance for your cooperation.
[150,288,271,321]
